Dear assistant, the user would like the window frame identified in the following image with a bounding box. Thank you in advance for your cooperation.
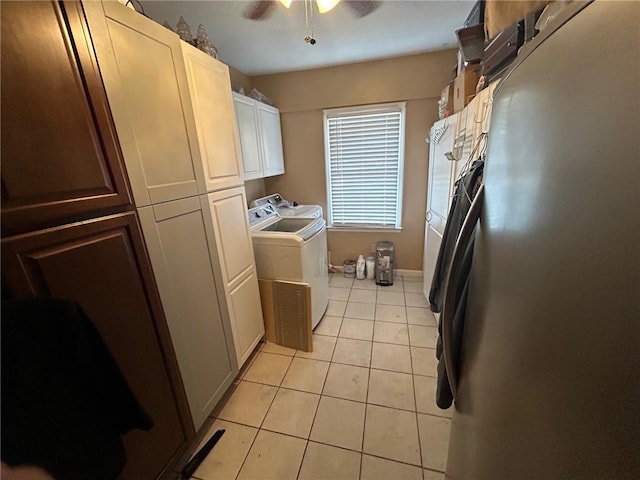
[323,102,406,231]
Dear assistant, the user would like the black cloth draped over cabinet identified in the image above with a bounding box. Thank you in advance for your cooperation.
[429,160,484,409]
[1,298,153,480]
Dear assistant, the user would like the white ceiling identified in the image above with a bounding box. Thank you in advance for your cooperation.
[142,0,473,75]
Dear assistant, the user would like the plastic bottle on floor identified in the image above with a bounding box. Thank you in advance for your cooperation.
[356,255,366,280]
[366,256,375,280]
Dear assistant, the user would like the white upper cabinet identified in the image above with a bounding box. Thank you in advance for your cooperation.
[232,92,285,180]
[256,102,285,178]
[84,1,204,206]
[181,44,244,192]
[233,94,263,180]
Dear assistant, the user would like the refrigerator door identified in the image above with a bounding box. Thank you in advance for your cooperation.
[446,2,640,479]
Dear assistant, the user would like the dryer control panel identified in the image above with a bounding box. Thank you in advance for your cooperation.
[248,204,277,228]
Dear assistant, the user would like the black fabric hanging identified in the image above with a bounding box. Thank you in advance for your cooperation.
[429,160,484,313]
[1,297,153,480]
[430,160,484,409]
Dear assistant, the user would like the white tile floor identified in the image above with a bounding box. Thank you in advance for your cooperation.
[190,274,452,480]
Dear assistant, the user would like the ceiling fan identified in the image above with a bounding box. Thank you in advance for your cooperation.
[243,0,381,21]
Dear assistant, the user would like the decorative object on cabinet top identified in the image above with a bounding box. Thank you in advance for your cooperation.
[175,16,219,58]
[196,24,218,58]
[232,87,274,107]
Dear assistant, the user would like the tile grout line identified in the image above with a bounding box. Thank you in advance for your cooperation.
[236,377,452,419]
[224,279,431,480]
[359,282,376,480]
[295,321,340,480]
[232,350,296,480]
[407,300,425,471]
[212,417,433,471]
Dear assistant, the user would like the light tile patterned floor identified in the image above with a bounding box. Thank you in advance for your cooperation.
[191,275,451,480]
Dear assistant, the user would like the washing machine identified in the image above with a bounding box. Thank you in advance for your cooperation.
[250,193,323,219]
[248,204,329,328]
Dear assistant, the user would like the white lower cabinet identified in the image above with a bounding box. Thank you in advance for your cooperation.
[202,186,264,367]
[228,271,265,365]
[138,197,237,430]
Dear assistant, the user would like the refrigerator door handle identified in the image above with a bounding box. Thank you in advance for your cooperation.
[442,183,484,398]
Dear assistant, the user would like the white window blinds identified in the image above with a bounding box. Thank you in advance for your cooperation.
[324,103,405,229]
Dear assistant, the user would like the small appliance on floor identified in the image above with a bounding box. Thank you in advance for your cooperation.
[375,241,394,286]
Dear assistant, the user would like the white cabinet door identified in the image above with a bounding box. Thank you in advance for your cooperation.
[233,93,262,181]
[182,44,243,192]
[450,96,479,197]
[256,103,285,177]
[228,271,265,366]
[205,187,255,285]
[423,223,443,300]
[84,1,203,206]
[138,197,237,430]
[424,115,457,300]
[429,116,458,231]
[202,187,264,366]
[481,80,500,134]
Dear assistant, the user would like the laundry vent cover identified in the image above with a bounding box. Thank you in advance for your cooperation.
[258,280,312,352]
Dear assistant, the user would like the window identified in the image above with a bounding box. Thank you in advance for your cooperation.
[324,102,405,230]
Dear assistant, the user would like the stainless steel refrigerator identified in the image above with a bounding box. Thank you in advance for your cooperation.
[442,2,639,479]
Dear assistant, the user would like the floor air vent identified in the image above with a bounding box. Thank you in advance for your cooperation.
[259,280,312,352]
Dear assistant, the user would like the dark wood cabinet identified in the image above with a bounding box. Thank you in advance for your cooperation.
[1,2,194,478]
[1,1,131,236]
[2,212,192,479]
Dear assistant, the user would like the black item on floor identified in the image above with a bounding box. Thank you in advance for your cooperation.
[180,429,226,479]
[1,297,153,480]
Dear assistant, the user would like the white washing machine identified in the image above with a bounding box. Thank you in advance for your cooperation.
[248,204,329,328]
[250,193,323,219]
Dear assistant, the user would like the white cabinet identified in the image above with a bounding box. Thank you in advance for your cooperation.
[233,94,263,180]
[202,187,264,366]
[86,1,265,425]
[256,102,285,177]
[83,0,204,206]
[423,114,458,298]
[232,92,285,180]
[138,197,237,430]
[181,44,244,192]
[423,81,500,300]
[450,81,500,196]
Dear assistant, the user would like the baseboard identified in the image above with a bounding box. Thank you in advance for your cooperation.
[394,269,422,279]
[329,266,422,279]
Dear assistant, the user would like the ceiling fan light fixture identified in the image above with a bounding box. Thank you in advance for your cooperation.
[316,0,340,14]
[279,0,293,8]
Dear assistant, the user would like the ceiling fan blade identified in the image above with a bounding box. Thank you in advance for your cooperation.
[343,0,381,18]
[242,1,277,21]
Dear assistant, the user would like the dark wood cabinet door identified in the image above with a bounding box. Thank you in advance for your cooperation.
[2,212,193,479]
[0,1,131,236]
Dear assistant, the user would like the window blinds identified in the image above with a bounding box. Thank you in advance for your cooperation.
[325,105,405,228]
